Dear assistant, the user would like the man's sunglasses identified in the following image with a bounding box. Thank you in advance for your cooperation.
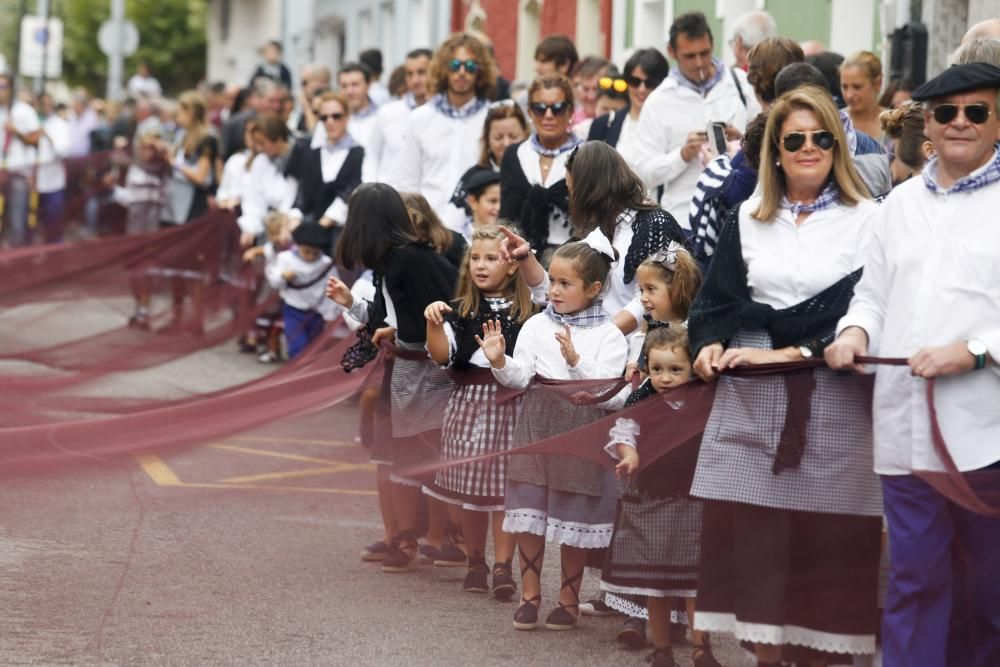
[529,101,571,117]
[625,75,663,90]
[448,59,479,74]
[781,130,836,152]
[931,103,991,125]
[318,113,344,122]
[598,77,628,93]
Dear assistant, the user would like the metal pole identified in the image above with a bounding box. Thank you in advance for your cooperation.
[34,0,51,97]
[106,0,125,101]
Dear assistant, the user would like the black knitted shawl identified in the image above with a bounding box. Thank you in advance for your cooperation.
[620,207,687,285]
[446,296,529,369]
[687,207,862,357]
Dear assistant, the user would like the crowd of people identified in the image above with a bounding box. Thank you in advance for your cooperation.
[2,10,999,667]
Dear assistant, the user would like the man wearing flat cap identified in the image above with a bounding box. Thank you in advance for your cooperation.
[827,62,1000,667]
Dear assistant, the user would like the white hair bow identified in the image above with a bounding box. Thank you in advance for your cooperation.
[650,240,683,271]
[582,228,616,262]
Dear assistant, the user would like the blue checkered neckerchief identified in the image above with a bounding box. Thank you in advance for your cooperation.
[543,301,609,328]
[922,146,1000,195]
[353,99,378,120]
[529,132,582,158]
[781,182,840,217]
[432,93,487,119]
[324,134,359,152]
[838,109,859,156]
[668,58,725,96]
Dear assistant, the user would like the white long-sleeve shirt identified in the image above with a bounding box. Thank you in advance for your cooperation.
[384,98,488,219]
[837,158,1000,475]
[265,247,342,320]
[492,312,628,389]
[623,67,759,227]
[216,150,251,204]
[368,96,418,182]
[237,154,297,237]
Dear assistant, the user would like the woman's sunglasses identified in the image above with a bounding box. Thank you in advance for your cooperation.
[529,101,571,117]
[598,77,628,93]
[781,130,836,152]
[318,113,344,122]
[625,75,663,91]
[448,59,479,74]
[931,103,991,125]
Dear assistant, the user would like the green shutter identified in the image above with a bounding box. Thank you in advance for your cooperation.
[764,0,832,46]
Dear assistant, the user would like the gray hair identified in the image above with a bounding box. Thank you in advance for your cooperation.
[732,10,777,50]
[951,38,1000,68]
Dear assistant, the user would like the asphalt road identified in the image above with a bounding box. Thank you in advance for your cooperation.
[0,340,754,666]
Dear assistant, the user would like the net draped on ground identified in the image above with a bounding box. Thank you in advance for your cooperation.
[0,155,995,517]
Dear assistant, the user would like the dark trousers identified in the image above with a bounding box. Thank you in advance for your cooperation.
[881,472,1000,667]
[281,302,324,358]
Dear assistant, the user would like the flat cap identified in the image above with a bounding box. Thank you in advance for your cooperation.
[911,62,1000,101]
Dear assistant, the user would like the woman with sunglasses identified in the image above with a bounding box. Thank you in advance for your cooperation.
[288,91,365,235]
[687,86,883,667]
[499,75,580,258]
[588,49,670,160]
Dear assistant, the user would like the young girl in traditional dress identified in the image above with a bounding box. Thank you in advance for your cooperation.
[479,229,628,631]
[610,242,704,648]
[603,326,721,667]
[423,225,535,598]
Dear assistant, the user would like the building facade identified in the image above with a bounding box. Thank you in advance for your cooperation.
[206,0,997,91]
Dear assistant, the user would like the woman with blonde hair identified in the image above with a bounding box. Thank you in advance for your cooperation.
[164,91,219,224]
[840,51,886,141]
[687,86,883,666]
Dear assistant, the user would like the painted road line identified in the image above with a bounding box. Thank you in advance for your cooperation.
[219,463,374,485]
[207,443,347,466]
[135,453,376,496]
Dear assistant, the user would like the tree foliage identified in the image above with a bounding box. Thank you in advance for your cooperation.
[0,0,207,97]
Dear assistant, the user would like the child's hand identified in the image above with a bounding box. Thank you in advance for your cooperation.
[239,232,256,248]
[498,225,531,262]
[615,446,640,481]
[554,325,580,368]
[372,326,396,347]
[281,270,296,281]
[625,360,640,381]
[475,319,507,368]
[424,301,452,325]
[325,277,353,307]
[241,246,263,263]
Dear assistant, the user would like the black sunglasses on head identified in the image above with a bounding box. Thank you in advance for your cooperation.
[931,103,991,125]
[625,75,663,90]
[781,130,836,152]
[318,112,344,122]
[529,101,571,117]
[448,59,479,74]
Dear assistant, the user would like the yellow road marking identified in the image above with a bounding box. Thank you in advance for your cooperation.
[206,443,344,466]
[136,453,183,486]
[135,453,375,496]
[228,435,354,447]
[219,463,373,484]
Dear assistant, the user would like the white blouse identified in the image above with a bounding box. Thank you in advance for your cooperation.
[737,195,877,310]
[515,140,573,247]
[492,312,628,388]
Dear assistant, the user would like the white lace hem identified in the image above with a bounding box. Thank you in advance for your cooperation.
[694,612,876,655]
[502,509,613,548]
[601,581,696,599]
[421,486,504,512]
[389,474,422,487]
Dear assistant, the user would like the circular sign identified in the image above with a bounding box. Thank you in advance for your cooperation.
[98,19,139,57]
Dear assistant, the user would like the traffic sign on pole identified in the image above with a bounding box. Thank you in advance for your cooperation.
[18,16,62,79]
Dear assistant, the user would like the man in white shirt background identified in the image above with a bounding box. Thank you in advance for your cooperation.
[125,61,163,100]
[0,74,41,248]
[827,62,1000,667]
[338,63,379,160]
[368,48,431,182]
[626,11,759,227]
[385,33,494,226]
